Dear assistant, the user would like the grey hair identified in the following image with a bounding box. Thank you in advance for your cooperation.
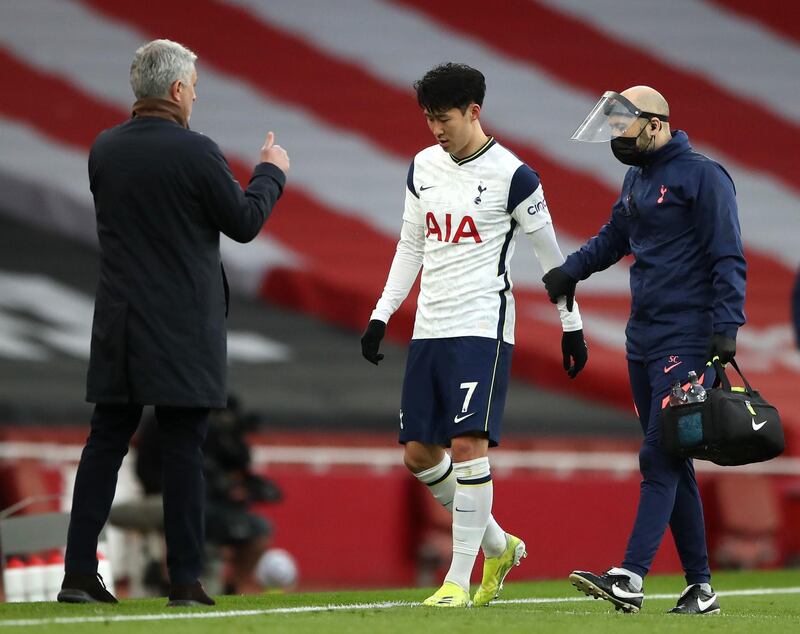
[129,39,197,100]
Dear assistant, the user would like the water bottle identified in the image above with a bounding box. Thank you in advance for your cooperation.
[43,551,64,601]
[686,371,707,403]
[3,557,26,603]
[669,381,688,407]
[25,555,47,602]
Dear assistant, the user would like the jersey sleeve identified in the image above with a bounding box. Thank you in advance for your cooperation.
[402,159,424,225]
[370,221,425,324]
[508,164,552,233]
[526,224,583,332]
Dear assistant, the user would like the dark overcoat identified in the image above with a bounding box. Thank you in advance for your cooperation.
[86,100,285,408]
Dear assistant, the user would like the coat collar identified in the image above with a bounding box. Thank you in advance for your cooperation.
[645,130,691,167]
[131,98,189,129]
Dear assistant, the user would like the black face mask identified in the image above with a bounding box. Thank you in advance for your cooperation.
[610,121,655,166]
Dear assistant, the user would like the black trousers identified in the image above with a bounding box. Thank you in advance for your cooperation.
[65,403,210,585]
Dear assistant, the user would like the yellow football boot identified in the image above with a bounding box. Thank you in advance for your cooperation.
[472,533,527,606]
[422,581,471,608]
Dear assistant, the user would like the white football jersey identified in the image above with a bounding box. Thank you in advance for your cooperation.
[376,137,553,344]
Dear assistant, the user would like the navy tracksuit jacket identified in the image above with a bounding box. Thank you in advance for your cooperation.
[562,131,747,583]
[562,130,746,361]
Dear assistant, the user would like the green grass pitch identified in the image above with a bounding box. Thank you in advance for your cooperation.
[0,570,798,633]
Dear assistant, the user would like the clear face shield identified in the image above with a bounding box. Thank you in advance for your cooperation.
[570,91,668,142]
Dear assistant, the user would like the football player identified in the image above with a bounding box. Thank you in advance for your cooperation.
[361,63,587,607]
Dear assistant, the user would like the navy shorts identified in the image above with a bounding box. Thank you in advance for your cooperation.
[399,337,513,447]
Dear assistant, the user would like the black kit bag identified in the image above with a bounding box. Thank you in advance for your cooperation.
[661,359,784,466]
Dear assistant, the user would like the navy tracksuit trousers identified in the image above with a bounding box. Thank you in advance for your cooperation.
[622,354,715,585]
[65,404,210,585]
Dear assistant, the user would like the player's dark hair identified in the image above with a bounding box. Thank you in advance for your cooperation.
[414,63,486,114]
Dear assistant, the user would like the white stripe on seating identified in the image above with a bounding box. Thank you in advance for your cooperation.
[538,0,800,124]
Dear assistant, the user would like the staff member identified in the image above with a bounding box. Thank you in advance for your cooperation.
[544,86,745,615]
[58,39,289,607]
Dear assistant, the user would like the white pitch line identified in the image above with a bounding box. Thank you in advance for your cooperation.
[0,601,414,628]
[1,587,799,627]
[502,585,800,604]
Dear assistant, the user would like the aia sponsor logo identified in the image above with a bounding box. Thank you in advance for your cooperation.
[425,212,482,243]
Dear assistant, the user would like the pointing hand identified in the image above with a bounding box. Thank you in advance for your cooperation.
[260,131,290,173]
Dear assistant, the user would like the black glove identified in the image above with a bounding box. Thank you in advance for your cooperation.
[706,333,736,365]
[360,319,386,365]
[562,329,588,379]
[542,267,578,312]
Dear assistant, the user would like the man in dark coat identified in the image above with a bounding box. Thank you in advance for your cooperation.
[58,39,289,607]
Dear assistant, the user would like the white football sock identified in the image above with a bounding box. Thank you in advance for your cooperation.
[608,567,643,592]
[415,454,507,558]
[443,457,494,591]
[480,515,507,558]
[414,453,455,512]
